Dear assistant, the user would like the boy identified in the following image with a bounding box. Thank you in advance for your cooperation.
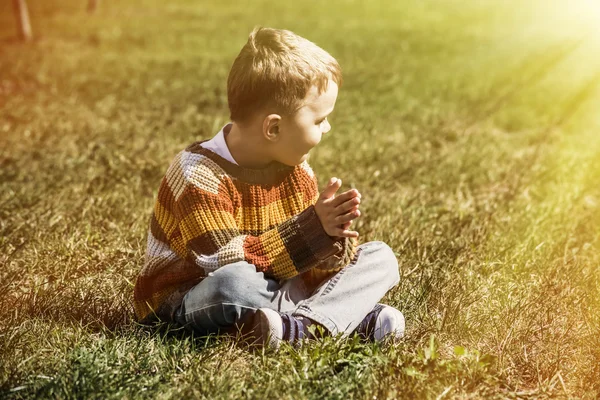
[133,27,405,349]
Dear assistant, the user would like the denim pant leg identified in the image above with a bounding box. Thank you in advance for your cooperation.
[174,261,309,334]
[293,241,400,336]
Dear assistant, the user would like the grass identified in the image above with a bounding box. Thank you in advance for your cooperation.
[1,0,600,398]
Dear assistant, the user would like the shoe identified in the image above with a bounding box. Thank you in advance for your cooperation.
[249,308,313,350]
[355,304,405,341]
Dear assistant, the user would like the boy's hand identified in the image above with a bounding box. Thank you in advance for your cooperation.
[314,177,361,238]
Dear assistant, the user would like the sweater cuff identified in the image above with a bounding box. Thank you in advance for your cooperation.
[314,237,358,271]
[296,205,342,261]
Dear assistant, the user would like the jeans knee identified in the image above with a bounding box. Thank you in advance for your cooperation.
[364,241,400,287]
[205,262,265,305]
[176,262,273,332]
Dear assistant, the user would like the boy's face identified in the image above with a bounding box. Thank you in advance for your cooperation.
[274,80,338,166]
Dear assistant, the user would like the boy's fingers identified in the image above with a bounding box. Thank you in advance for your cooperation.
[334,228,359,238]
[335,196,360,214]
[335,209,361,224]
[330,189,360,207]
[320,177,341,199]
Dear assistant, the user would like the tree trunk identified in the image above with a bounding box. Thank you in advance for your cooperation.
[87,0,100,13]
[13,0,33,41]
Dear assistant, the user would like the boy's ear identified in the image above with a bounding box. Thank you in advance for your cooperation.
[263,114,281,142]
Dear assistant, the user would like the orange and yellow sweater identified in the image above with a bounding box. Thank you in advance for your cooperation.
[133,142,358,322]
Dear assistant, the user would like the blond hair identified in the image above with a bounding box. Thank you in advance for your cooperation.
[227,27,342,123]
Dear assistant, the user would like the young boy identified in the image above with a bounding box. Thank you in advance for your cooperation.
[133,27,404,349]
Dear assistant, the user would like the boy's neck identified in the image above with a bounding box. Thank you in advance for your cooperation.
[225,122,275,169]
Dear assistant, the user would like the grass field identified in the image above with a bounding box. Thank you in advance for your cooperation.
[1,0,600,398]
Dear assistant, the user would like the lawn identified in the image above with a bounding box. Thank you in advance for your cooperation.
[1,0,600,398]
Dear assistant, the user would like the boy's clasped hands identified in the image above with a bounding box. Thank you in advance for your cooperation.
[314,177,361,238]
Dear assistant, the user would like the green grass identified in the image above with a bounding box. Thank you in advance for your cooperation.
[1,0,600,398]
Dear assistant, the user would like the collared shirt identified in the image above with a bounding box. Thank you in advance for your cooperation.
[199,123,238,165]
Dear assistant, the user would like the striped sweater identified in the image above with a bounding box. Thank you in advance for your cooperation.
[133,141,358,322]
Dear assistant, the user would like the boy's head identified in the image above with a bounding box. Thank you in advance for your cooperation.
[227,27,342,165]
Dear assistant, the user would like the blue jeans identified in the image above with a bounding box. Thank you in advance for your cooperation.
[174,241,400,336]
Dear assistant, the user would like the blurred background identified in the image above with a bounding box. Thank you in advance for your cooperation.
[1,0,599,398]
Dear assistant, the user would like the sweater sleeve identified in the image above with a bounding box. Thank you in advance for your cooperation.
[176,178,344,281]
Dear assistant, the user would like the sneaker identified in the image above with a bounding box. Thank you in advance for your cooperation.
[355,304,405,341]
[249,308,314,349]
